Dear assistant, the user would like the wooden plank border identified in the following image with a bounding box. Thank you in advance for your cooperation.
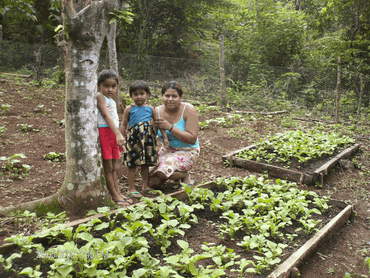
[268,205,352,278]
[223,144,361,186]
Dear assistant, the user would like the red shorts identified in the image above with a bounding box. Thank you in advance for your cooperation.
[99,127,121,160]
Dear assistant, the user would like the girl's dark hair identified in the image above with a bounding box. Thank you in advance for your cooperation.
[98,69,119,85]
[161,81,183,97]
[129,80,150,96]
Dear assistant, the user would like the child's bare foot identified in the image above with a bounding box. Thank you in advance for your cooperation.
[120,193,133,204]
[183,173,191,184]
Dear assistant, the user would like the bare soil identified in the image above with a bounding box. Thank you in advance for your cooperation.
[0,79,369,277]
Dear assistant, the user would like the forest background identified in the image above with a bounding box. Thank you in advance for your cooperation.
[0,0,370,120]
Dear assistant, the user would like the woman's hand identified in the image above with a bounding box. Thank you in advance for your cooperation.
[155,118,172,131]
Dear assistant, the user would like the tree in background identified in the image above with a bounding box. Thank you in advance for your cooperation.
[117,0,227,58]
[302,0,370,74]
[206,0,306,82]
[0,0,61,44]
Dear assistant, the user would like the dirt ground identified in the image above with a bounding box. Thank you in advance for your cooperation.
[0,78,369,277]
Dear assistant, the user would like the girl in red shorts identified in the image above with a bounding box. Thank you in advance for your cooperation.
[97,69,132,206]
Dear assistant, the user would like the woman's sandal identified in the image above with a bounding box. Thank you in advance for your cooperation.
[143,188,159,196]
[128,191,142,199]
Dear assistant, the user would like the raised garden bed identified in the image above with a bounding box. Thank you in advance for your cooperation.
[222,130,360,186]
[0,176,353,278]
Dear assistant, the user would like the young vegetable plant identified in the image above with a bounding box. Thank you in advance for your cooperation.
[364,256,370,275]
[150,219,190,253]
[44,152,65,162]
[1,104,11,115]
[0,153,31,174]
[219,211,244,239]
[164,240,212,275]
[17,123,38,133]
[237,130,354,168]
[201,243,240,270]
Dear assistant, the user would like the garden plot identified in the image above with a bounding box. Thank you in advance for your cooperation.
[0,176,352,278]
[222,130,360,186]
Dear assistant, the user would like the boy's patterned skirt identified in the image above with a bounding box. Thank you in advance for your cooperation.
[123,121,158,167]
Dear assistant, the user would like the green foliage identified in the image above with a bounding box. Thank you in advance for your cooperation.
[1,104,11,115]
[364,256,370,275]
[44,152,65,162]
[0,125,7,136]
[0,0,61,44]
[2,175,331,276]
[237,130,354,166]
[109,5,134,25]
[17,123,38,133]
[0,153,31,174]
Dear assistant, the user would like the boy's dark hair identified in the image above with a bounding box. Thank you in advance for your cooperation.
[129,80,150,96]
[98,69,119,85]
[161,81,183,97]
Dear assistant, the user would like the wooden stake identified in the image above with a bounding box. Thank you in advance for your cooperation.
[335,57,341,124]
[356,73,363,119]
[219,34,227,112]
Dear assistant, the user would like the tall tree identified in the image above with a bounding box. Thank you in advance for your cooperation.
[57,0,131,214]
[0,0,129,216]
[117,0,227,57]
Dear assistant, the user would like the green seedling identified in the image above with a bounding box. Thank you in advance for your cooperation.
[0,125,7,136]
[17,123,38,132]
[1,104,11,114]
[237,130,354,168]
[0,153,31,174]
[164,240,212,275]
[44,152,66,162]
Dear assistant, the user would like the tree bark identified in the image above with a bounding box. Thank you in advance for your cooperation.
[58,0,126,214]
[107,21,123,115]
[0,0,126,217]
[219,34,227,111]
[335,57,341,124]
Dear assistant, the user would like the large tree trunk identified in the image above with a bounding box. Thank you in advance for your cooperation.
[107,21,123,115]
[57,0,125,214]
[0,0,126,217]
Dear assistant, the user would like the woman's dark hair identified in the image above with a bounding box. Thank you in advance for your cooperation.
[129,80,151,96]
[161,81,183,97]
[97,69,119,85]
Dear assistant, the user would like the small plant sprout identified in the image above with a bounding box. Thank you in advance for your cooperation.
[364,256,370,275]
[18,265,42,278]
[164,239,212,275]
[17,123,38,132]
[0,125,7,136]
[0,153,31,174]
[44,152,66,162]
[1,104,11,114]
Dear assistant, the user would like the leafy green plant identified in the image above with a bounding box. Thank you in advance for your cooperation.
[220,211,244,238]
[164,240,212,275]
[18,266,42,278]
[0,153,31,174]
[150,219,190,253]
[44,152,66,162]
[237,130,355,167]
[0,125,7,136]
[1,175,331,277]
[5,234,44,254]
[364,256,370,275]
[201,243,239,269]
[185,185,214,205]
[1,104,11,115]
[17,123,38,132]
